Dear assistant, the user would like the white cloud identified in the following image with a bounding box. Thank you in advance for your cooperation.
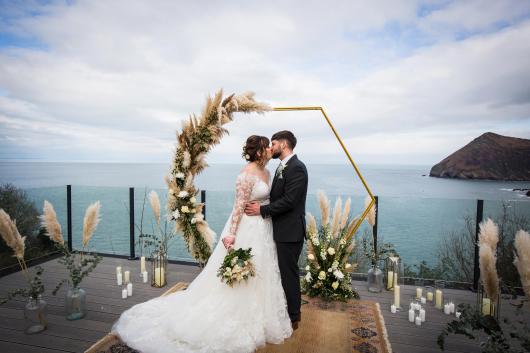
[0,0,528,164]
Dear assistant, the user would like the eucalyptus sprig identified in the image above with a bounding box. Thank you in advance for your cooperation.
[0,266,45,304]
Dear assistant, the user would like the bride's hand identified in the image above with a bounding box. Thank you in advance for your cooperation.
[222,235,236,250]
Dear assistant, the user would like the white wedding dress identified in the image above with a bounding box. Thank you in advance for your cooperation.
[112,172,293,353]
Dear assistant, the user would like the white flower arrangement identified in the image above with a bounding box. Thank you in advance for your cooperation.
[178,191,189,198]
[302,191,359,301]
[175,172,185,179]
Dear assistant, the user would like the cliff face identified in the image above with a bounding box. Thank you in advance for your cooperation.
[430,132,530,181]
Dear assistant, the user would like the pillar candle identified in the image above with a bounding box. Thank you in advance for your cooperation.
[394,271,398,287]
[140,256,146,273]
[444,303,451,315]
[116,266,122,275]
[408,308,415,323]
[124,270,130,284]
[482,298,491,315]
[142,271,148,283]
[415,315,422,326]
[387,271,394,290]
[435,289,443,309]
[449,302,455,314]
[117,272,123,286]
[390,304,396,313]
[127,283,133,296]
[420,308,426,322]
[427,291,434,301]
[420,296,427,304]
[416,287,422,298]
[121,288,127,299]
[393,285,400,308]
[154,267,165,286]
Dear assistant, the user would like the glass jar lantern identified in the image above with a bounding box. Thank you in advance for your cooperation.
[24,295,47,334]
[477,285,500,320]
[151,250,168,288]
[367,263,384,293]
[385,256,400,291]
[65,286,87,320]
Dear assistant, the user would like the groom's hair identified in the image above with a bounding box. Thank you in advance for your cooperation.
[271,130,297,149]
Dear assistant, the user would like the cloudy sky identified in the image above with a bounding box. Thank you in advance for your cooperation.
[0,0,529,165]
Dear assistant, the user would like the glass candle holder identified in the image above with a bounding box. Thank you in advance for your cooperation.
[477,284,500,320]
[151,250,168,288]
[385,256,400,291]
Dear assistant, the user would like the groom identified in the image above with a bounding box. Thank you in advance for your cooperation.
[245,130,308,330]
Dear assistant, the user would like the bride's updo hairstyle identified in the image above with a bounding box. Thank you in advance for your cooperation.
[242,135,270,167]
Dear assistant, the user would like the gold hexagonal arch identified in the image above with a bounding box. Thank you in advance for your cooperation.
[272,106,375,240]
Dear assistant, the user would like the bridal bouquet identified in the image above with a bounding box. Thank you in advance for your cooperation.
[217,248,256,287]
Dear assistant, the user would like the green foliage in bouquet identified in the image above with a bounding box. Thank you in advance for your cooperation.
[302,191,360,301]
[0,265,45,304]
[217,247,256,287]
[40,201,103,294]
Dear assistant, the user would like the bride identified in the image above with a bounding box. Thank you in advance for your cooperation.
[112,135,293,353]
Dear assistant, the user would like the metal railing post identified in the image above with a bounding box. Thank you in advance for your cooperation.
[129,187,137,260]
[473,199,484,290]
[67,185,72,252]
[201,190,206,220]
[373,195,379,259]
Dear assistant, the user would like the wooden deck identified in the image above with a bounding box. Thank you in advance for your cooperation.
[0,256,489,353]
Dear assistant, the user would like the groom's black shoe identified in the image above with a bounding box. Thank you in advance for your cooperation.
[291,321,299,331]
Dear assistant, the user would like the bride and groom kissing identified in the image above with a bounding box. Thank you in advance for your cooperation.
[113,130,309,353]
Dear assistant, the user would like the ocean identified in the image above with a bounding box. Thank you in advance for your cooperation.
[1,161,529,269]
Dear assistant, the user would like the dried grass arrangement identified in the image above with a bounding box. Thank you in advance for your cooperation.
[41,201,103,293]
[0,209,45,304]
[166,90,270,265]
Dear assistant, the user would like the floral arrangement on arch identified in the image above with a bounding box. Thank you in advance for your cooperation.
[302,191,360,301]
[165,90,270,265]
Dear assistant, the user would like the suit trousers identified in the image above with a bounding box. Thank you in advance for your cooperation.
[276,241,304,322]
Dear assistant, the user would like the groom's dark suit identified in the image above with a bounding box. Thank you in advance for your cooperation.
[260,154,308,322]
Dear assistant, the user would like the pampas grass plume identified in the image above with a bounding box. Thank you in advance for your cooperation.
[479,244,499,301]
[479,218,499,252]
[0,209,25,259]
[41,201,64,245]
[317,191,330,227]
[364,196,376,227]
[331,197,342,238]
[82,201,101,248]
[514,229,530,300]
[306,213,317,237]
[149,190,161,225]
[340,197,351,230]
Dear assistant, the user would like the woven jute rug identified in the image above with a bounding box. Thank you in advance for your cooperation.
[86,283,392,353]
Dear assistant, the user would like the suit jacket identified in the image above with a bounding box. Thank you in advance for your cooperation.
[260,155,308,243]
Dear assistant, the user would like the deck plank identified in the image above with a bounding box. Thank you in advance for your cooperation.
[0,256,493,353]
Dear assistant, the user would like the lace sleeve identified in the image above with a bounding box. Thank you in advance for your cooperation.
[228,173,255,236]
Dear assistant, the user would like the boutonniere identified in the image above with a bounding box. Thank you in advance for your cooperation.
[276,164,288,179]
